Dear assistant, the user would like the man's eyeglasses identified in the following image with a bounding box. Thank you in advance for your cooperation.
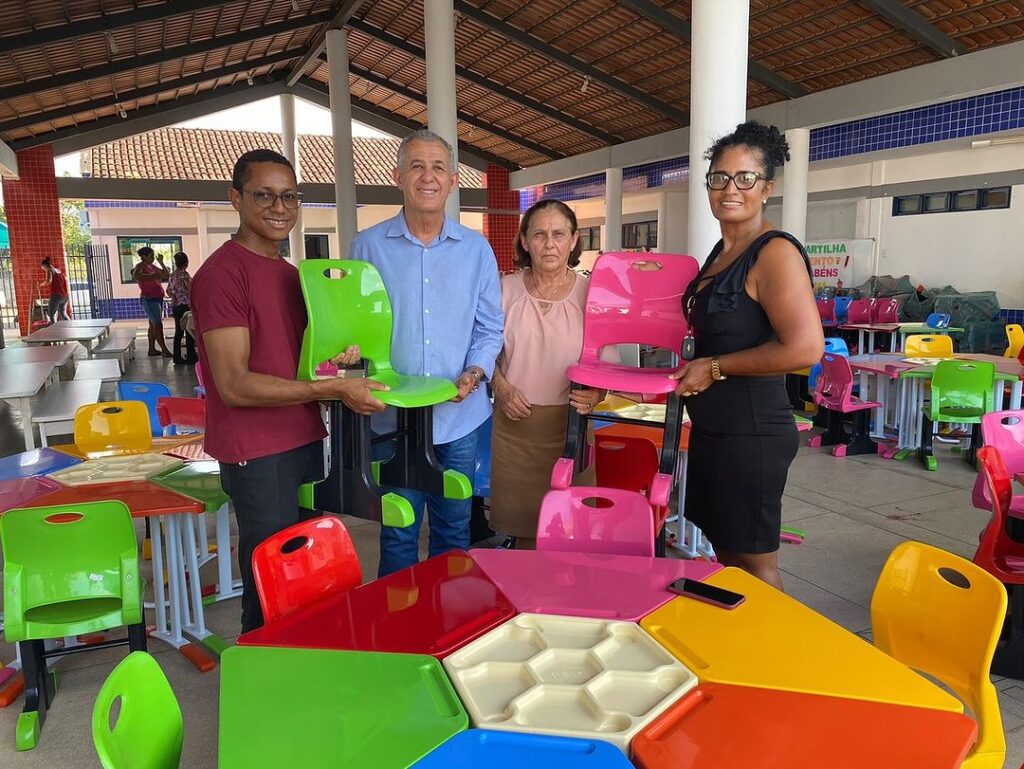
[705,171,765,191]
[238,189,304,209]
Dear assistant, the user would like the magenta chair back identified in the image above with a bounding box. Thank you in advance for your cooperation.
[846,298,873,324]
[973,411,1024,511]
[816,299,836,324]
[813,353,858,412]
[872,297,900,323]
[580,252,698,365]
[537,486,656,557]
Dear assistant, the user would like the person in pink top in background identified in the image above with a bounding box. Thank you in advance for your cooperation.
[131,246,172,357]
[489,199,614,549]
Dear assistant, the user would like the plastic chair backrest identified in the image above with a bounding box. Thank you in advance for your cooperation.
[117,382,174,437]
[536,487,656,557]
[871,541,1006,766]
[813,353,856,411]
[846,298,873,324]
[297,259,393,382]
[92,652,183,769]
[580,252,699,363]
[928,361,995,421]
[982,410,1024,473]
[871,297,900,323]
[1005,324,1024,359]
[926,312,951,329]
[155,397,206,432]
[808,338,850,391]
[252,516,362,626]
[74,401,153,457]
[0,500,142,642]
[473,416,492,498]
[815,299,835,323]
[904,334,954,357]
[833,295,853,321]
[975,446,1024,584]
[595,434,660,494]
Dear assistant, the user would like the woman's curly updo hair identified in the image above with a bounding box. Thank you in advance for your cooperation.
[705,120,790,181]
[513,198,583,270]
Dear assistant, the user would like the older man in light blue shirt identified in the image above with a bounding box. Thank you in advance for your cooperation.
[351,129,504,575]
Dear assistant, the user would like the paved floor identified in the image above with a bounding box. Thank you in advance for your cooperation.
[0,324,1022,767]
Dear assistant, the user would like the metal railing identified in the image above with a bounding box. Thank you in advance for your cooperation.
[0,244,111,330]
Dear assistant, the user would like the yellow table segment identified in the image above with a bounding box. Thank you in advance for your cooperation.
[640,567,964,714]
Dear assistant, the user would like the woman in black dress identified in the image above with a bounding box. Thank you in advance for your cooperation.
[671,122,823,590]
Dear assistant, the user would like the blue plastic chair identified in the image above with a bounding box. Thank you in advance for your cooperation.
[473,416,492,498]
[411,730,633,768]
[116,382,174,437]
[927,312,951,329]
[833,295,854,323]
[808,337,850,392]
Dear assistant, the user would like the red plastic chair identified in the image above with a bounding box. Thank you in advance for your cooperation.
[536,486,656,557]
[156,397,206,435]
[252,516,362,626]
[816,299,836,325]
[872,297,901,323]
[972,410,1024,515]
[193,361,206,399]
[845,298,874,324]
[808,353,882,456]
[594,434,668,532]
[974,446,1024,678]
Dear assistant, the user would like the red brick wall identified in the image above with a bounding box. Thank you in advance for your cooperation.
[483,164,520,274]
[2,145,65,335]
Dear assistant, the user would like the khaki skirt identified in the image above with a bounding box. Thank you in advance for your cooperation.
[489,404,594,539]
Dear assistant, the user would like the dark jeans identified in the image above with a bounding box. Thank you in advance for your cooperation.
[48,295,70,322]
[219,440,325,633]
[171,304,196,363]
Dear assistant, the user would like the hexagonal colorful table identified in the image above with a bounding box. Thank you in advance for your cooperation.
[0,448,80,481]
[0,476,64,513]
[412,730,633,768]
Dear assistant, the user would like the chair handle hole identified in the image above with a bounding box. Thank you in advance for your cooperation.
[102,406,123,415]
[281,535,309,554]
[322,268,348,280]
[45,512,83,524]
[938,566,971,589]
[107,695,123,733]
[601,442,626,451]
[582,496,615,509]
[1001,416,1021,426]
[630,260,662,272]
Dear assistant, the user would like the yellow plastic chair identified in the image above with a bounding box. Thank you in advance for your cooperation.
[871,541,1006,769]
[904,334,954,357]
[73,401,153,458]
[1004,324,1024,359]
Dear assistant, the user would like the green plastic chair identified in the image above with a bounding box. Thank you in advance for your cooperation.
[296,260,472,528]
[919,360,996,471]
[93,652,183,769]
[1,500,147,751]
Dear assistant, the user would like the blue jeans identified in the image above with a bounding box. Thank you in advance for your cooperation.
[377,423,480,577]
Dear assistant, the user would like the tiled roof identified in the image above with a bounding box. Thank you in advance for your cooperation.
[82,127,485,188]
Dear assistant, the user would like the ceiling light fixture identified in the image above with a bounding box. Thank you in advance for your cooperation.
[246,71,254,86]
[105,30,119,55]
[580,75,591,94]
[291,0,299,10]
[970,136,1024,149]
[117,103,127,119]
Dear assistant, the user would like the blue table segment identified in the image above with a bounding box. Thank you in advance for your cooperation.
[0,447,81,481]
[412,730,634,768]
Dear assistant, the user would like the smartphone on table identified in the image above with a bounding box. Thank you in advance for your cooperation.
[667,578,745,609]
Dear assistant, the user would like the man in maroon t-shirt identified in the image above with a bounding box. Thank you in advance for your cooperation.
[190,149,386,632]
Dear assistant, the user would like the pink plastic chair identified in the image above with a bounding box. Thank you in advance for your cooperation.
[846,298,874,325]
[816,299,836,325]
[808,353,882,457]
[536,486,656,557]
[872,297,901,323]
[194,361,206,399]
[972,410,1024,516]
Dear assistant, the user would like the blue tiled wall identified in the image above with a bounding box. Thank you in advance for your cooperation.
[97,298,169,321]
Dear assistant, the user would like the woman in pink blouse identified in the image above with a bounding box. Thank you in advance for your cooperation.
[490,199,607,548]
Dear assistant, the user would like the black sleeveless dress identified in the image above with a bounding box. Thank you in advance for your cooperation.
[682,230,813,554]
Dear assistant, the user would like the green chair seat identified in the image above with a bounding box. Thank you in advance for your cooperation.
[25,598,126,627]
[372,372,457,409]
[937,406,986,421]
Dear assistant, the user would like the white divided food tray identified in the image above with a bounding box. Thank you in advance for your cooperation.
[48,453,182,486]
[442,613,697,753]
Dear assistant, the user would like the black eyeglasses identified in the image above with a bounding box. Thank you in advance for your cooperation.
[705,171,765,191]
[238,189,304,209]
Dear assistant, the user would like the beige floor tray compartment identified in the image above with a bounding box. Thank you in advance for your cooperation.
[48,453,183,485]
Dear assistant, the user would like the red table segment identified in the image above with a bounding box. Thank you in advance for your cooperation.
[238,549,516,658]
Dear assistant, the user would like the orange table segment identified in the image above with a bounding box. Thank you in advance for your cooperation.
[632,682,977,769]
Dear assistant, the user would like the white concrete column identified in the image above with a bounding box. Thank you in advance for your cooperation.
[195,205,208,262]
[604,167,623,251]
[781,127,810,242]
[688,0,750,262]
[424,0,460,219]
[280,93,304,265]
[327,28,358,256]
[656,191,669,252]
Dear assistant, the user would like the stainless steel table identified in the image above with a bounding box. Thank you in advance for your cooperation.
[0,362,57,450]
[21,321,110,356]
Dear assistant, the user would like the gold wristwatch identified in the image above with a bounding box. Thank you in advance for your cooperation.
[710,355,727,381]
